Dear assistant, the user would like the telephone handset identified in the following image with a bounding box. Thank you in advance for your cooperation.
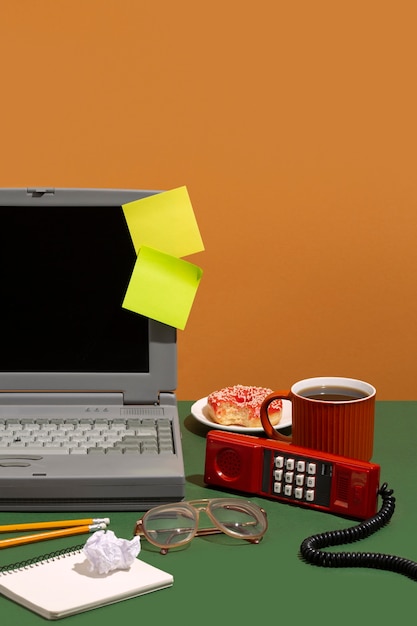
[204,429,417,581]
[204,429,380,519]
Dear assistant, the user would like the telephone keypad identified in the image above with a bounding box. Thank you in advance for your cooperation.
[271,451,332,507]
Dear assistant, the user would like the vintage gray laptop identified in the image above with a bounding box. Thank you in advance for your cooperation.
[0,187,185,511]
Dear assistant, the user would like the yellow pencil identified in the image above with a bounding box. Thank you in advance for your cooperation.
[0,522,107,549]
[0,518,110,533]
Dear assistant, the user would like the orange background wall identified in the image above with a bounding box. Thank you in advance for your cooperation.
[1,1,416,401]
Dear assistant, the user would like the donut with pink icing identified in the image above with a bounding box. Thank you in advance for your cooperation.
[204,385,282,428]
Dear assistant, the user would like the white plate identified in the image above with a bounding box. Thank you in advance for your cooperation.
[190,397,292,434]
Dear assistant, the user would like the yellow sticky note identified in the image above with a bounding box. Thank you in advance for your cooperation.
[122,246,203,330]
[122,186,204,258]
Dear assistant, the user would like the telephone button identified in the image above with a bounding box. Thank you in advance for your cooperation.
[306,476,316,488]
[274,469,283,481]
[296,460,306,472]
[275,456,284,469]
[306,489,315,502]
[286,458,295,470]
[307,463,317,475]
[285,471,294,483]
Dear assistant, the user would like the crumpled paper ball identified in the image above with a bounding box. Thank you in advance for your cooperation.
[83,530,141,575]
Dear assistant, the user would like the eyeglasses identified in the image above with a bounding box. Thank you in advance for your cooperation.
[134,498,268,554]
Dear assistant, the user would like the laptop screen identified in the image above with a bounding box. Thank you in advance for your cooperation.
[0,204,148,373]
[0,189,177,403]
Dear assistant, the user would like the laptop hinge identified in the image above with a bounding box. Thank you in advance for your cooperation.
[159,392,176,406]
[26,188,55,197]
[0,392,123,405]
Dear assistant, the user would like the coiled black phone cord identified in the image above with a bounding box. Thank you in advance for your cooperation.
[300,483,417,580]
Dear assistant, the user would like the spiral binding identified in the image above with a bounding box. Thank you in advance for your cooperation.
[0,544,84,575]
[300,483,417,580]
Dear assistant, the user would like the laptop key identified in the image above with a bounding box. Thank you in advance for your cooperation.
[141,443,159,454]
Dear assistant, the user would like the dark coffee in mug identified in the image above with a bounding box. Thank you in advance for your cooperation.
[299,386,370,401]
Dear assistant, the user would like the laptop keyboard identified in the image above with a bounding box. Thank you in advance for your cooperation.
[0,417,175,455]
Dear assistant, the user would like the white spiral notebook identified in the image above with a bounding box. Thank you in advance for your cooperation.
[0,545,173,620]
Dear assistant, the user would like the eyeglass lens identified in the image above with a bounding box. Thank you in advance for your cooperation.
[208,500,265,538]
[143,505,197,548]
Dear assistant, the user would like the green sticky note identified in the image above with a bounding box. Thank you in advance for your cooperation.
[122,246,203,330]
[122,186,204,258]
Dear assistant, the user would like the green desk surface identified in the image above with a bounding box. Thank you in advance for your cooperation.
[0,401,416,624]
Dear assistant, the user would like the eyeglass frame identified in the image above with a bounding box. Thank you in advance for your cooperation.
[134,498,268,554]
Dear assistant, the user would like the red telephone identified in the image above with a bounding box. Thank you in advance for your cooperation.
[204,430,380,520]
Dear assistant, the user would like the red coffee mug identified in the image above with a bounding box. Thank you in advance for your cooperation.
[260,376,376,461]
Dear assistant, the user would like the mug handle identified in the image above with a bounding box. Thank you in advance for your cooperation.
[260,391,293,443]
